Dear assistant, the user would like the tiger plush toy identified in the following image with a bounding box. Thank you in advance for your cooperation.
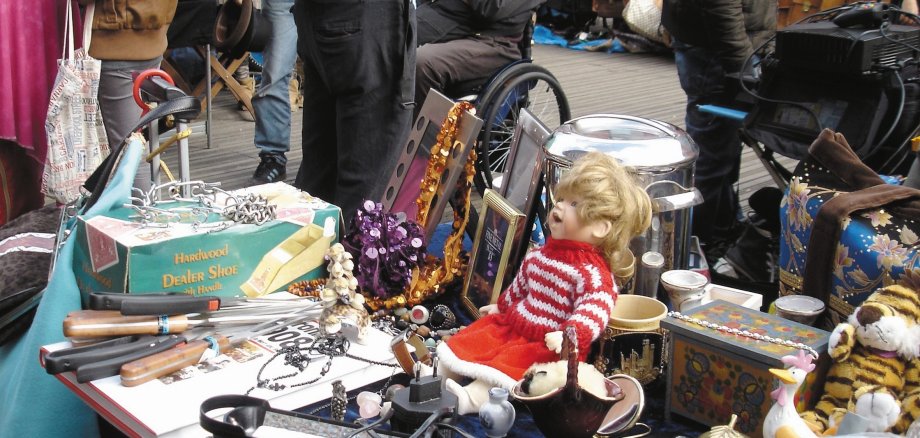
[800,285,920,434]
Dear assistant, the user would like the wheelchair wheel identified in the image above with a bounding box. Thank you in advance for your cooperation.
[475,64,570,190]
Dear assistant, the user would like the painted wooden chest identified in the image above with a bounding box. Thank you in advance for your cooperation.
[661,300,830,437]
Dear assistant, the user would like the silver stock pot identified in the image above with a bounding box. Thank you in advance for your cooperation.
[543,115,702,297]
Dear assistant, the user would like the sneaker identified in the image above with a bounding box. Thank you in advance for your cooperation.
[251,154,287,185]
[712,214,779,284]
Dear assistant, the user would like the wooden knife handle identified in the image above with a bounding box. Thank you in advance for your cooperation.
[120,335,230,387]
[63,311,190,337]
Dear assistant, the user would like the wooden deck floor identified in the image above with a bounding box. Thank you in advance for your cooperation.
[162,44,794,211]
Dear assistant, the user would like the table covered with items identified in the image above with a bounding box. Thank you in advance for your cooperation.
[7,83,920,438]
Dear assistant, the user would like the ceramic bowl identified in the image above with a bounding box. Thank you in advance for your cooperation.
[774,295,825,326]
[609,294,668,332]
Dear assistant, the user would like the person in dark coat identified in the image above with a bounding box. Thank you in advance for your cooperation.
[661,0,777,258]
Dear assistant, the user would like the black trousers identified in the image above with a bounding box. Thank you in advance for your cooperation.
[293,0,416,223]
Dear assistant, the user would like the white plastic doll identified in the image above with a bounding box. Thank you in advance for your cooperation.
[436,152,652,414]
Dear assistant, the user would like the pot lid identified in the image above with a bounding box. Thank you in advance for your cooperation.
[544,114,698,170]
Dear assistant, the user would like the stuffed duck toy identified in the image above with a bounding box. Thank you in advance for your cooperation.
[763,350,818,438]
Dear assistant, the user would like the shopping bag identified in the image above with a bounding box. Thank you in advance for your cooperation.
[41,2,109,204]
[778,129,920,329]
[622,0,669,45]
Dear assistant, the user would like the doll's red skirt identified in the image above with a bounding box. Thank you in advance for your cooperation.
[442,313,559,381]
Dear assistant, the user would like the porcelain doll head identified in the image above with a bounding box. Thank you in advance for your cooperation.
[551,152,652,274]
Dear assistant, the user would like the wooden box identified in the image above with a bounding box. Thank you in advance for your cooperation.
[661,301,830,437]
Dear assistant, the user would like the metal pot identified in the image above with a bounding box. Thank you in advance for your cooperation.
[544,114,702,297]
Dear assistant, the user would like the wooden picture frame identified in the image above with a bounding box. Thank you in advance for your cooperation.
[461,189,526,318]
[379,89,483,242]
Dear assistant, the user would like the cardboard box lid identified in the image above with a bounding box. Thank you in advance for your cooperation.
[661,300,830,365]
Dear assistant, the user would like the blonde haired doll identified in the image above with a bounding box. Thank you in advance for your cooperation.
[436,151,653,414]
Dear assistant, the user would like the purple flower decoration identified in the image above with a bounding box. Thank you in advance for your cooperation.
[342,200,427,299]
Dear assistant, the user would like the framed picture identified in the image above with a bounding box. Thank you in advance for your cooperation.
[379,89,483,242]
[499,108,551,220]
[461,189,526,318]
[499,108,550,275]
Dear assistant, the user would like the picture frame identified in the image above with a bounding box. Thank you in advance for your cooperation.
[461,189,526,318]
[499,108,550,275]
[379,89,483,242]
[499,108,551,220]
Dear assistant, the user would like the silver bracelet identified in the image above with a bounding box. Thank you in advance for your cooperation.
[667,311,820,359]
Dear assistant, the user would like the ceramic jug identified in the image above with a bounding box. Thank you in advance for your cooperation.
[480,387,515,438]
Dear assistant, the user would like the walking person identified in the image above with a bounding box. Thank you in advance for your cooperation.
[250,0,299,185]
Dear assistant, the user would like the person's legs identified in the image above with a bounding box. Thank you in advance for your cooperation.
[294,56,337,203]
[673,42,743,246]
[296,0,415,221]
[98,57,162,192]
[252,0,298,171]
[415,36,520,111]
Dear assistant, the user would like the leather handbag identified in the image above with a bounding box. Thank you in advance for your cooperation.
[778,129,920,329]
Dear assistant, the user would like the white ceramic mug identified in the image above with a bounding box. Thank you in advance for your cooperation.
[659,270,709,312]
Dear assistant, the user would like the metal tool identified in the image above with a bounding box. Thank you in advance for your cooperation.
[63,303,321,338]
[88,291,318,316]
[47,312,316,384]
[119,314,312,387]
[44,334,188,383]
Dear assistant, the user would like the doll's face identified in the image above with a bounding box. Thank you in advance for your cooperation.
[549,195,602,245]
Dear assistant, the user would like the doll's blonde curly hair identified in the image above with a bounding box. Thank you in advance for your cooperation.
[554,152,652,277]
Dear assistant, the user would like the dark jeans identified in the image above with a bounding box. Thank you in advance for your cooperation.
[673,40,743,243]
[293,0,416,222]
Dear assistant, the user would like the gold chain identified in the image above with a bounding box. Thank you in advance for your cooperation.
[365,101,476,310]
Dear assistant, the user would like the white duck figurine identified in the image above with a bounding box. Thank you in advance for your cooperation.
[763,350,819,438]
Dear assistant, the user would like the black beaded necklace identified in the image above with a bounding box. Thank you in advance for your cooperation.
[246,334,398,395]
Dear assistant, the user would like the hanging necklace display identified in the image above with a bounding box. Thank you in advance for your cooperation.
[364,101,478,310]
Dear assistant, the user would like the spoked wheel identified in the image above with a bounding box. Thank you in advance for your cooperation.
[474,64,570,192]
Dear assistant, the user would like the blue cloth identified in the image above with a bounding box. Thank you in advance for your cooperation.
[0,138,145,436]
[673,40,744,243]
[532,25,626,53]
[253,0,298,163]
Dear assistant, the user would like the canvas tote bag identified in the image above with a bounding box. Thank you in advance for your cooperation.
[42,2,109,204]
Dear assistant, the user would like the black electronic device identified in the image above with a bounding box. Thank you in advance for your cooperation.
[389,359,459,437]
[832,2,893,28]
[775,21,920,74]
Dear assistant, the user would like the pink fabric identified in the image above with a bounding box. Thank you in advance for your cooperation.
[0,0,81,163]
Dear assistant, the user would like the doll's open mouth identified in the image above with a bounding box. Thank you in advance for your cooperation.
[550,210,562,224]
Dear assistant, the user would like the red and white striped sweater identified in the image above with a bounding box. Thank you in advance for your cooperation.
[498,238,617,358]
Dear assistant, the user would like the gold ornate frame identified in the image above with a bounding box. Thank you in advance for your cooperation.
[461,189,526,318]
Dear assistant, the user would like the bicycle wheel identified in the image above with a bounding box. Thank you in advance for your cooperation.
[476,64,570,191]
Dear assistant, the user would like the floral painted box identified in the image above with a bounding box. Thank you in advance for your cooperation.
[661,300,829,438]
